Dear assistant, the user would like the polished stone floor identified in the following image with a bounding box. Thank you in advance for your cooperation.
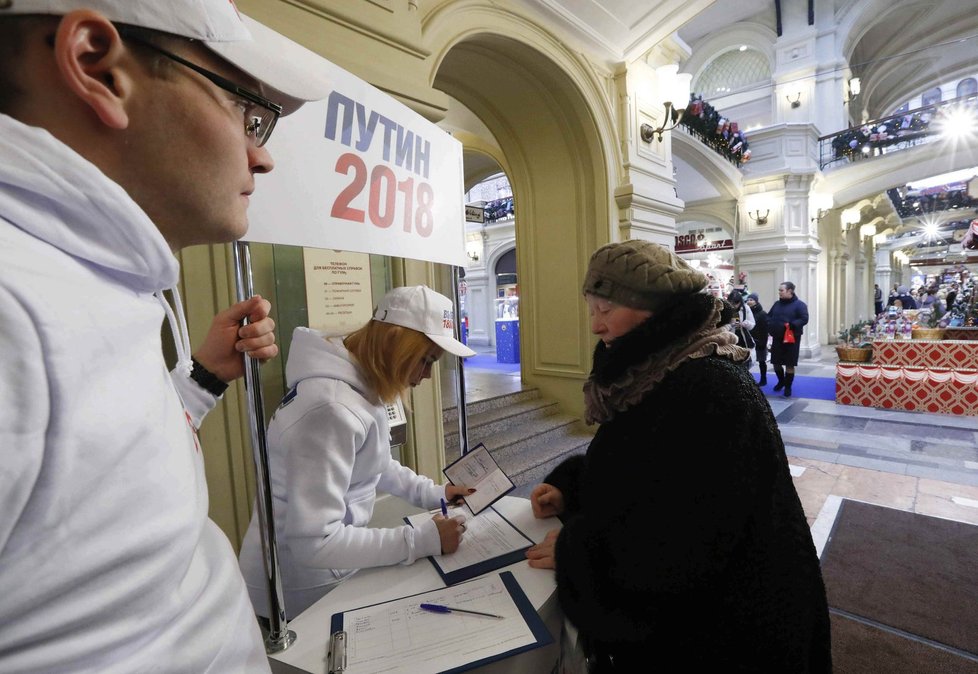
[442,350,978,528]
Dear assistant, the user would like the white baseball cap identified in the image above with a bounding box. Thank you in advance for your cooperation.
[1,0,331,114]
[373,286,476,358]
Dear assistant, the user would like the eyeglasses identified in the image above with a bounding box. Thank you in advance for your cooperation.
[124,35,282,147]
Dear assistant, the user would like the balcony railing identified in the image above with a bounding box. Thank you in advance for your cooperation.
[818,94,977,170]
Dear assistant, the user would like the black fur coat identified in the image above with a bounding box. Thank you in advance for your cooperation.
[545,293,832,671]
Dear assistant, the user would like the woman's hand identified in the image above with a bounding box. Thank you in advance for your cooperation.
[526,529,559,569]
[433,515,466,554]
[445,485,475,505]
[530,483,565,519]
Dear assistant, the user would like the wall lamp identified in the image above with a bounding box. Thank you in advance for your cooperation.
[810,194,833,223]
[786,92,802,109]
[748,209,770,225]
[639,64,692,143]
[467,250,479,262]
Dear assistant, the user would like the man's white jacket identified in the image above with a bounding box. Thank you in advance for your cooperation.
[0,114,269,672]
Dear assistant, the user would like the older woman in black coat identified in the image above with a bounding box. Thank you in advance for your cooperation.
[526,240,831,673]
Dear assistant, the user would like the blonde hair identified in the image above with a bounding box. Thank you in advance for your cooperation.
[343,320,435,403]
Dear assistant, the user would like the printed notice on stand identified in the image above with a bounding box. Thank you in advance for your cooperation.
[303,248,373,334]
[443,443,515,515]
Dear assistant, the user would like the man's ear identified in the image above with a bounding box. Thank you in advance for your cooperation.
[52,10,133,130]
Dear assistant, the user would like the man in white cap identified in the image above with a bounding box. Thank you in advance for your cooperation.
[0,1,329,670]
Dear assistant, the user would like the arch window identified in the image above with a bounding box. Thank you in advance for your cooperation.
[921,87,942,107]
[957,78,977,99]
[694,49,771,98]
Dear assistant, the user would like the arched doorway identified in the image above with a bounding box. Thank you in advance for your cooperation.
[425,25,619,415]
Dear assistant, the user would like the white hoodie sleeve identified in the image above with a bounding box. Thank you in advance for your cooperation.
[0,288,48,557]
[376,459,447,511]
[170,369,219,428]
[283,401,441,572]
[739,305,755,331]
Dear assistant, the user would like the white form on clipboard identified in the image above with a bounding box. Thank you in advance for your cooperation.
[443,443,515,515]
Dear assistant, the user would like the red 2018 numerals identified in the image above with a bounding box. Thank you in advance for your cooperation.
[330,152,434,237]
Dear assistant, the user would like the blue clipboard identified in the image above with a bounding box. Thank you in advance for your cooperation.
[404,506,535,585]
[326,571,553,674]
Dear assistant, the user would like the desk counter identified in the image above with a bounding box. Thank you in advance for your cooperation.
[268,495,562,673]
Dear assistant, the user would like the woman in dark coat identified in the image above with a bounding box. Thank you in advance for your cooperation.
[767,282,809,397]
[526,240,831,673]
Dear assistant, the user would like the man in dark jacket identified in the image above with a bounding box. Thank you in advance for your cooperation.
[526,242,831,672]
[767,281,809,397]
[894,285,917,310]
[746,292,770,385]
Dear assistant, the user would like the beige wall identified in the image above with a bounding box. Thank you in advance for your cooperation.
[185,0,684,549]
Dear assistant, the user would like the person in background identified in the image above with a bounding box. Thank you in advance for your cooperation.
[888,283,899,306]
[725,290,755,369]
[525,240,831,672]
[238,285,477,620]
[894,285,918,310]
[767,282,810,398]
[0,2,330,670]
[746,292,770,386]
[946,283,958,309]
[921,286,945,317]
[874,283,884,316]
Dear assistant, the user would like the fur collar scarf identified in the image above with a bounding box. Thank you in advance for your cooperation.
[584,293,748,424]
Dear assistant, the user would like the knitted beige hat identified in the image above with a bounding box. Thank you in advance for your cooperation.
[582,240,708,311]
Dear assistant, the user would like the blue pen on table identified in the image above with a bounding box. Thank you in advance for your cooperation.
[419,603,504,620]
[440,498,448,517]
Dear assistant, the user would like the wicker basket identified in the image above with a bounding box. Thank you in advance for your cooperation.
[836,346,872,363]
[943,327,978,341]
[911,327,946,340]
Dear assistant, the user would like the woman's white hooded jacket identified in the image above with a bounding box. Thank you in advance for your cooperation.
[238,327,447,618]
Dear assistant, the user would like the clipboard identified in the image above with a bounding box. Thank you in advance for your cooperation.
[405,506,535,586]
[326,571,552,674]
[443,443,515,515]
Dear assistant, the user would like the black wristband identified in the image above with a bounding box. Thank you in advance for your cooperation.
[190,357,229,397]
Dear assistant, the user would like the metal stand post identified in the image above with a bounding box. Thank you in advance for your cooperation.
[232,241,295,653]
[452,266,471,454]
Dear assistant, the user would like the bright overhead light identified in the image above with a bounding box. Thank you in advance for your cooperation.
[938,106,978,141]
[739,45,748,52]
[923,222,939,238]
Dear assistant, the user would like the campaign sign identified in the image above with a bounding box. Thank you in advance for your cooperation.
[245,61,466,267]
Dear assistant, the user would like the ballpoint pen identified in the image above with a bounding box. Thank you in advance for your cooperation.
[419,603,504,620]
[441,498,448,517]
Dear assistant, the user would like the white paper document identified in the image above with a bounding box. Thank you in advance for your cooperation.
[328,573,548,674]
[443,443,515,515]
[406,506,534,578]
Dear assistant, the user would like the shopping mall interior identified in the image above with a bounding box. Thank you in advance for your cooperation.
[178,1,978,669]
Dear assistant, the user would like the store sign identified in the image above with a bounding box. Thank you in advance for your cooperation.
[465,205,485,223]
[675,234,734,253]
[245,60,466,267]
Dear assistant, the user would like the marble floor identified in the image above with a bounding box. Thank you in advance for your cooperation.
[443,350,978,529]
